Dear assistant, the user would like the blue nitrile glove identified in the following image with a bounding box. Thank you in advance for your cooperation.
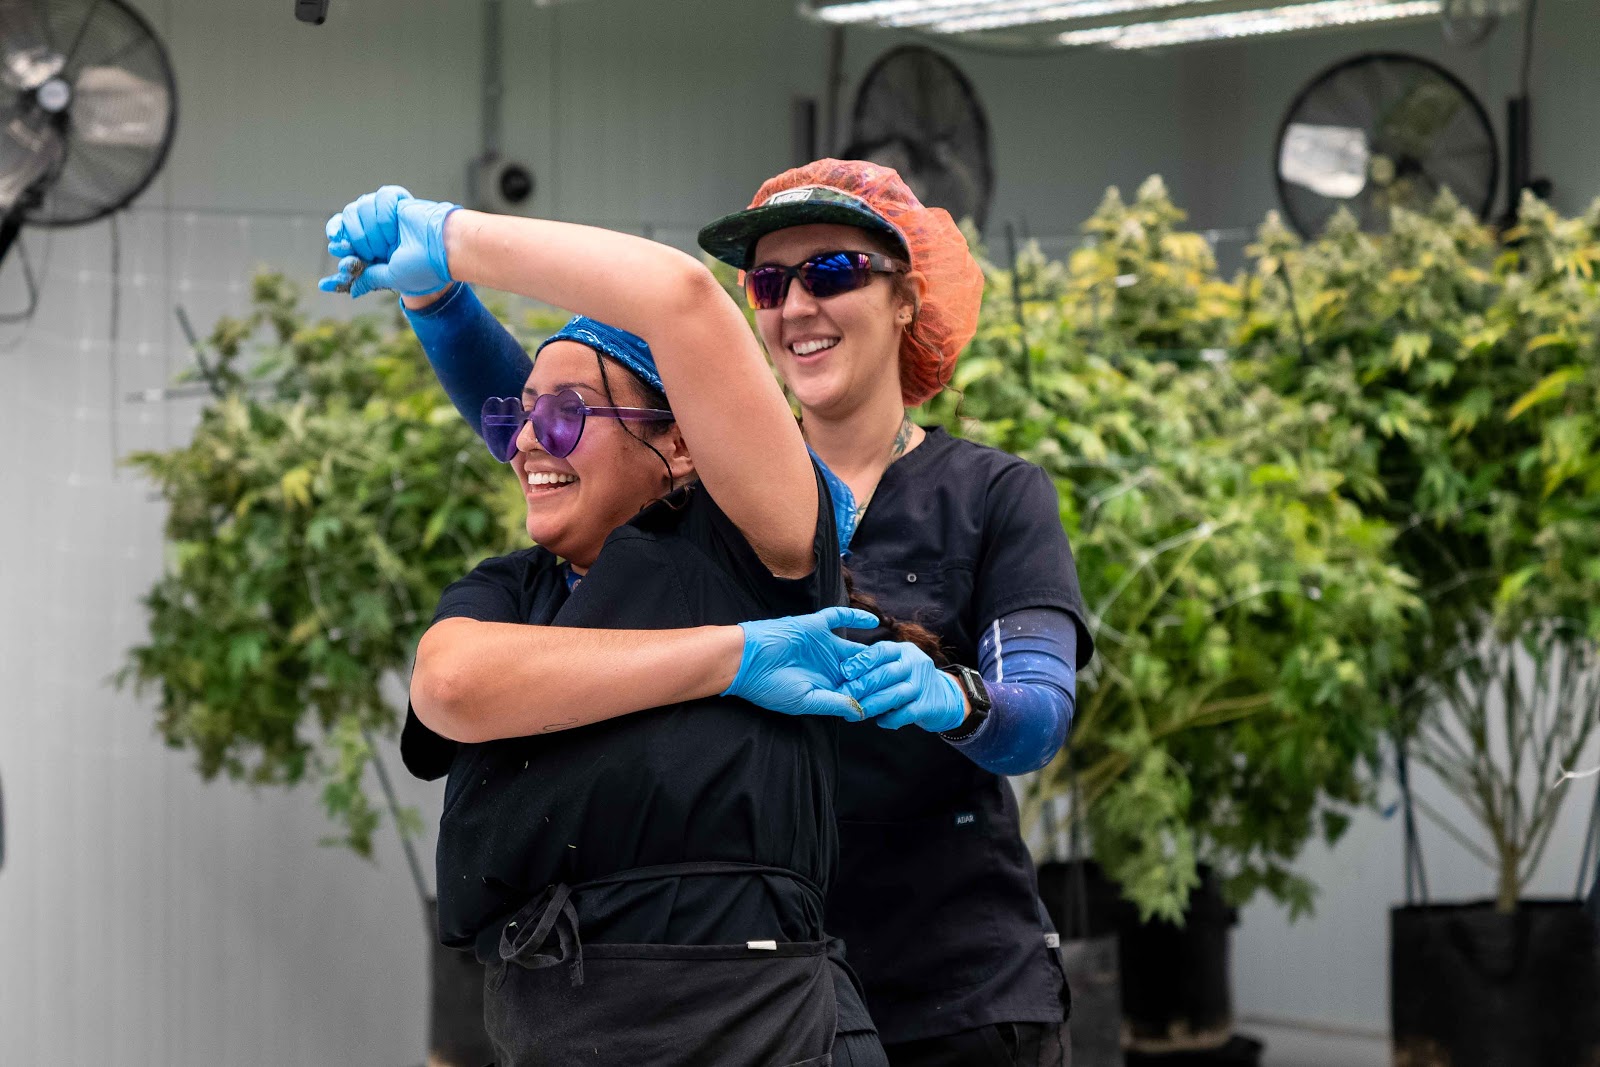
[723,606,880,720]
[841,641,967,732]
[319,193,459,298]
[324,184,411,262]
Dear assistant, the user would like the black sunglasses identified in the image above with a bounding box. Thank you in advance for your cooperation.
[744,250,906,311]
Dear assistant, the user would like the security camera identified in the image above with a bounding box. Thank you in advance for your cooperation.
[296,0,330,24]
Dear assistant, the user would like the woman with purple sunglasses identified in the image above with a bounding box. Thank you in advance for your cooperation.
[337,157,1093,1066]
[323,192,898,1065]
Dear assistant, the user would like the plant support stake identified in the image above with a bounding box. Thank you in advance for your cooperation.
[1396,728,1430,906]
[1005,221,1034,391]
[361,724,433,930]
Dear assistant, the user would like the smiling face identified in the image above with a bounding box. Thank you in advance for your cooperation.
[751,223,919,420]
[510,340,691,569]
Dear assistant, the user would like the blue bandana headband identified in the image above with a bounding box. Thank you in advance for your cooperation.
[535,314,860,553]
[536,315,664,396]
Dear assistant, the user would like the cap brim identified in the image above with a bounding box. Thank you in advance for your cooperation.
[698,201,908,270]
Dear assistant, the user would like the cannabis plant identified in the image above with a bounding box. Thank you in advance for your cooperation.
[925,178,1419,920]
[1244,191,1600,911]
[119,275,526,855]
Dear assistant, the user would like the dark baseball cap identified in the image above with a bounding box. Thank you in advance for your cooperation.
[698,184,910,270]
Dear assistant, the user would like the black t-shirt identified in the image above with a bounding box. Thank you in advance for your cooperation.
[403,466,843,961]
[832,426,1093,1044]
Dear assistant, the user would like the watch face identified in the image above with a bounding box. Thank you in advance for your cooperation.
[957,665,992,713]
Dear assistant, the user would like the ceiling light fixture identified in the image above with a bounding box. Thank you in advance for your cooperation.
[805,0,1459,46]
[1058,0,1442,47]
[808,0,997,25]
[927,0,1227,33]
[809,0,1213,29]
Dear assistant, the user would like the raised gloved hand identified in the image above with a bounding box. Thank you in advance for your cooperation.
[724,606,880,720]
[319,190,460,298]
[841,641,967,732]
[325,184,410,262]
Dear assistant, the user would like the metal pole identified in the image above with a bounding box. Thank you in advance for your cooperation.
[822,27,846,156]
[361,724,433,928]
[466,0,505,209]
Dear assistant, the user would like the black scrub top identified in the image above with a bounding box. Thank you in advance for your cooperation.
[834,426,1094,1045]
[403,466,844,963]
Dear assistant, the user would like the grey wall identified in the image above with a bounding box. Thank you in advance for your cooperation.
[2,0,1598,1062]
[0,3,476,1065]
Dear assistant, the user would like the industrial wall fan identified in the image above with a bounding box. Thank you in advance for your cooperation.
[1275,53,1496,238]
[0,0,176,266]
[842,45,993,229]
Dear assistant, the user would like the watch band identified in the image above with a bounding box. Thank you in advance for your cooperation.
[940,664,992,742]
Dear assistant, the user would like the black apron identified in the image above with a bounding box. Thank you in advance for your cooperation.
[484,861,838,1067]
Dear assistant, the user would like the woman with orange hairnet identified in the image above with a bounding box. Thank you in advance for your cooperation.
[365,160,1092,1066]
[697,159,1092,1067]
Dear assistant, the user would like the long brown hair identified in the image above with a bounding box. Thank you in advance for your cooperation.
[843,569,945,666]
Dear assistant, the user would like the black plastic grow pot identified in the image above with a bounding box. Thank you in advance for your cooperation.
[1390,899,1600,1067]
[1039,860,1246,1061]
[427,898,494,1067]
[1038,859,1127,1067]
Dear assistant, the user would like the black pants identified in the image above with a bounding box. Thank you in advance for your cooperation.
[884,1022,1070,1067]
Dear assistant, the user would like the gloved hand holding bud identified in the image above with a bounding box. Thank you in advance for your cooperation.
[320,187,460,298]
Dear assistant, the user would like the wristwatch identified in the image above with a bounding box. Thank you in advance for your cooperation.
[939,664,992,742]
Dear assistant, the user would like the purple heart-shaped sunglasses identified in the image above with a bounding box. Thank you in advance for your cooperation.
[480,390,674,462]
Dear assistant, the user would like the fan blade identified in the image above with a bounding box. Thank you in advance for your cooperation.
[1374,77,1466,164]
[2,44,64,91]
[1280,123,1370,200]
[72,64,169,147]
[0,111,62,210]
[849,46,992,228]
[854,138,917,188]
[0,1,63,89]
[927,141,983,224]
[60,0,107,73]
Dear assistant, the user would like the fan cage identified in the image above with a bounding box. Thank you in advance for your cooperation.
[842,43,995,230]
[14,0,179,228]
[1272,50,1498,238]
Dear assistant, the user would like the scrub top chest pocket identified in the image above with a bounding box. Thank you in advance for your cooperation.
[845,556,976,656]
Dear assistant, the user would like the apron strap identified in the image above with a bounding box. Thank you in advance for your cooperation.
[500,882,585,987]
[579,860,824,903]
[497,862,821,988]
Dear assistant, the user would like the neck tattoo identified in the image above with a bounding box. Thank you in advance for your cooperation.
[855,417,915,522]
[890,416,913,461]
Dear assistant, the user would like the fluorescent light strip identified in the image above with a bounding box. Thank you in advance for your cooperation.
[1059,0,1441,47]
[811,0,1000,25]
[924,0,1225,32]
[809,0,1195,27]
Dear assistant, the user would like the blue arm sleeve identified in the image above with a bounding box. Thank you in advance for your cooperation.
[402,283,534,435]
[946,607,1078,776]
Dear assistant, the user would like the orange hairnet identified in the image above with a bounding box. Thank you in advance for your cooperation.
[714,159,984,408]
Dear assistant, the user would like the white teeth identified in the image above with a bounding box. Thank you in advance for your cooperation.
[790,338,839,356]
[527,472,577,487]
